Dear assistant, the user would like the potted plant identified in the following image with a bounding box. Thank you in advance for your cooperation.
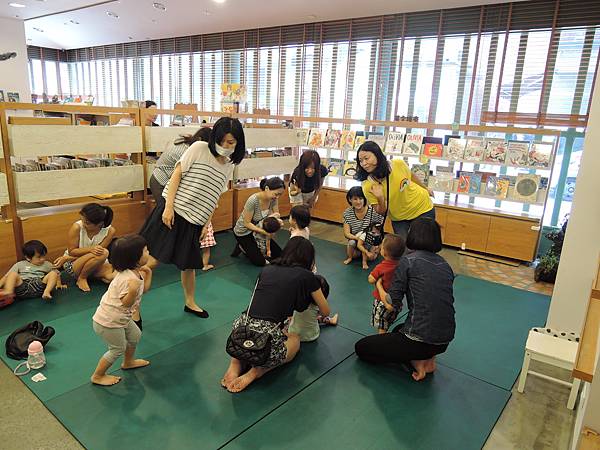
[534,216,568,283]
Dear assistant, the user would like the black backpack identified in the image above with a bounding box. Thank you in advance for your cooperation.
[5,321,55,360]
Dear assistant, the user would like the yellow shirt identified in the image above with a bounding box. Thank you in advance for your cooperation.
[362,159,433,221]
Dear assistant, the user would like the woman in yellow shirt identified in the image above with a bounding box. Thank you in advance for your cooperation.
[356,141,435,237]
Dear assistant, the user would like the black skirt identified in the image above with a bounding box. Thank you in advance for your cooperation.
[140,201,204,270]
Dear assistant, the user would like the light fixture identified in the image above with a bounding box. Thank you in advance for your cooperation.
[33,27,44,32]
[212,0,226,3]
[9,2,26,7]
[70,20,80,24]
[106,11,119,18]
[152,2,166,10]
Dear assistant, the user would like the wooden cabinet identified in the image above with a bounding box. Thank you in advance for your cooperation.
[312,188,348,223]
[213,190,234,232]
[443,210,491,252]
[0,221,17,275]
[485,216,539,261]
[435,207,448,241]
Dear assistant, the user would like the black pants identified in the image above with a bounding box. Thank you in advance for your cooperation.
[234,233,282,266]
[355,325,448,365]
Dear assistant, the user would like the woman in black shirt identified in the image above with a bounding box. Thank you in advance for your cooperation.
[289,150,328,209]
[222,237,331,393]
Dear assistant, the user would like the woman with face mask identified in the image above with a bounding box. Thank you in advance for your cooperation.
[140,117,246,319]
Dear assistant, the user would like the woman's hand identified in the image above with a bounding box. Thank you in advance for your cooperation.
[427,187,434,197]
[162,205,175,229]
[92,245,105,256]
[289,182,300,196]
[370,182,384,199]
[53,255,69,268]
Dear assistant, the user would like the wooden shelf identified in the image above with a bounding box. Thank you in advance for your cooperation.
[573,265,600,383]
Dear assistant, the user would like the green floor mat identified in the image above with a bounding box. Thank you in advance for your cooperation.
[46,324,361,450]
[225,357,511,450]
[437,275,550,390]
[0,274,254,402]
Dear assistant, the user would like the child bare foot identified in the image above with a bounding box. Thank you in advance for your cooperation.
[202,265,214,272]
[121,359,150,370]
[362,262,369,270]
[411,359,429,381]
[343,258,352,265]
[42,291,52,300]
[76,277,91,292]
[91,374,121,386]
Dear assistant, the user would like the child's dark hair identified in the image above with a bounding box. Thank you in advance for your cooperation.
[354,141,391,181]
[315,274,330,298]
[274,236,315,271]
[383,234,406,259]
[80,203,113,227]
[259,176,285,191]
[144,100,157,108]
[263,217,281,234]
[406,218,443,253]
[175,126,211,146]
[346,186,367,206]
[23,240,47,259]
[292,150,322,191]
[108,235,147,272]
[291,205,311,229]
[209,117,246,165]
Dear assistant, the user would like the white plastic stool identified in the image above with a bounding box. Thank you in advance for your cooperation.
[517,327,581,410]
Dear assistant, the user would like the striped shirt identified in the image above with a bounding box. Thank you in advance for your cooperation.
[233,193,277,236]
[152,141,189,186]
[162,141,233,226]
[342,206,384,236]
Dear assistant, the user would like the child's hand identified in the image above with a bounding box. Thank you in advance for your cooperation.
[139,266,152,278]
[200,226,208,241]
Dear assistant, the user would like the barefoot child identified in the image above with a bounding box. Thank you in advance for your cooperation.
[0,240,64,301]
[91,235,152,386]
[368,234,405,334]
[254,217,282,259]
[54,203,116,292]
[200,222,216,271]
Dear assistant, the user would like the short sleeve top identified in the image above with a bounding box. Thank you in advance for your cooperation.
[233,193,278,237]
[92,270,145,328]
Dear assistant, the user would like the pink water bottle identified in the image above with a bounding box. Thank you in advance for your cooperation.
[27,341,46,369]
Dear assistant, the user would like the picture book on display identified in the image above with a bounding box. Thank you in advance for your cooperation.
[411,164,430,185]
[295,128,310,146]
[512,173,540,203]
[339,130,356,151]
[506,140,530,166]
[484,139,507,163]
[423,137,444,158]
[444,134,460,146]
[324,129,342,148]
[495,177,510,199]
[445,138,467,160]
[463,137,485,162]
[528,142,553,168]
[328,158,345,176]
[403,133,423,156]
[368,133,386,150]
[343,160,357,178]
[308,129,325,147]
[457,172,471,193]
[429,173,454,192]
[354,134,366,150]
[385,132,405,153]
[469,173,483,195]
[484,176,498,197]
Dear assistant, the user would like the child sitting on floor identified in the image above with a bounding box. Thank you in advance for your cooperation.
[91,235,153,386]
[254,216,282,258]
[0,240,65,301]
[368,234,405,334]
[289,204,311,240]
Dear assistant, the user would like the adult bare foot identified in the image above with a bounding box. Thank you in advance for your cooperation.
[326,313,338,326]
[227,370,259,393]
[221,359,243,388]
[202,265,214,272]
[91,374,121,386]
[76,278,91,292]
[121,359,150,370]
[411,359,428,381]
[42,291,52,300]
[343,258,352,265]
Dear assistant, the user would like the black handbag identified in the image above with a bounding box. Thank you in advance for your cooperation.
[364,175,389,247]
[5,320,55,360]
[226,278,280,366]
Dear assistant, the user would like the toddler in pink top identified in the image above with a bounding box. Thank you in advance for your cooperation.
[91,235,153,386]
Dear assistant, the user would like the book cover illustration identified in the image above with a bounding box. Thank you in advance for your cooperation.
[368,133,386,150]
[444,134,460,146]
[506,140,530,166]
[463,137,485,162]
[308,128,325,147]
[385,132,405,153]
[494,177,510,199]
[343,160,358,178]
[411,163,430,185]
[528,142,553,168]
[484,176,498,196]
[429,172,454,192]
[7,92,20,102]
[339,130,356,151]
[295,128,310,146]
[469,173,483,195]
[457,173,471,193]
[402,133,423,156]
[354,134,366,150]
[324,129,342,148]
[422,137,444,158]
[484,139,507,164]
[445,138,466,160]
[512,174,541,203]
[328,158,345,176]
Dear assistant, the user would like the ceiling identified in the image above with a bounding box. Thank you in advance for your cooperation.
[0,0,518,50]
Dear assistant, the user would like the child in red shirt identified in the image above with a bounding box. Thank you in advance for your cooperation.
[368,234,406,334]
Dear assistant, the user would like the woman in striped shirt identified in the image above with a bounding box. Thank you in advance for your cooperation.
[141,117,245,318]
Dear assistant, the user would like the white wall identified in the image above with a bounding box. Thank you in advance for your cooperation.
[0,17,30,103]
[546,72,600,332]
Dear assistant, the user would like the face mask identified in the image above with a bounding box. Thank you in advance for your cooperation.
[215,144,234,158]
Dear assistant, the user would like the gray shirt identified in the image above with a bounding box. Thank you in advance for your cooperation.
[151,141,189,186]
[9,260,54,281]
[233,193,277,237]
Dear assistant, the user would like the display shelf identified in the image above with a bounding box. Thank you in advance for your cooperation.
[0,173,9,206]
[432,189,546,206]
[234,155,298,180]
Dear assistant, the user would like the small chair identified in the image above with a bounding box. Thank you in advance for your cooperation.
[517,327,581,410]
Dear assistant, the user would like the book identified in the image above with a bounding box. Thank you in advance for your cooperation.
[402,133,423,156]
[7,92,20,103]
[343,160,358,178]
[469,173,483,195]
[385,132,405,153]
[457,172,471,193]
[429,172,454,192]
[445,138,466,160]
[295,128,310,146]
[328,158,345,176]
[354,134,366,150]
[411,164,430,185]
[422,137,444,158]
[528,142,553,168]
[512,174,541,203]
[484,176,498,196]
[324,129,342,148]
[484,139,507,163]
[463,137,485,162]
[444,134,460,146]
[368,133,386,150]
[495,177,510,199]
[506,140,530,166]
[339,130,356,151]
[308,129,325,147]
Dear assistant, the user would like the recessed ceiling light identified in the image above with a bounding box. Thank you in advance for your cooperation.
[33,27,44,32]
[70,20,79,24]
[152,2,166,10]
[212,0,226,3]
[106,11,119,18]
[9,3,26,8]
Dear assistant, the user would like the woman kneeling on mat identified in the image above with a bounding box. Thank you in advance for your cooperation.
[222,237,330,393]
[355,218,455,381]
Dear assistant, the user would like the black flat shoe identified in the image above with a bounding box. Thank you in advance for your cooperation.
[184,305,209,318]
